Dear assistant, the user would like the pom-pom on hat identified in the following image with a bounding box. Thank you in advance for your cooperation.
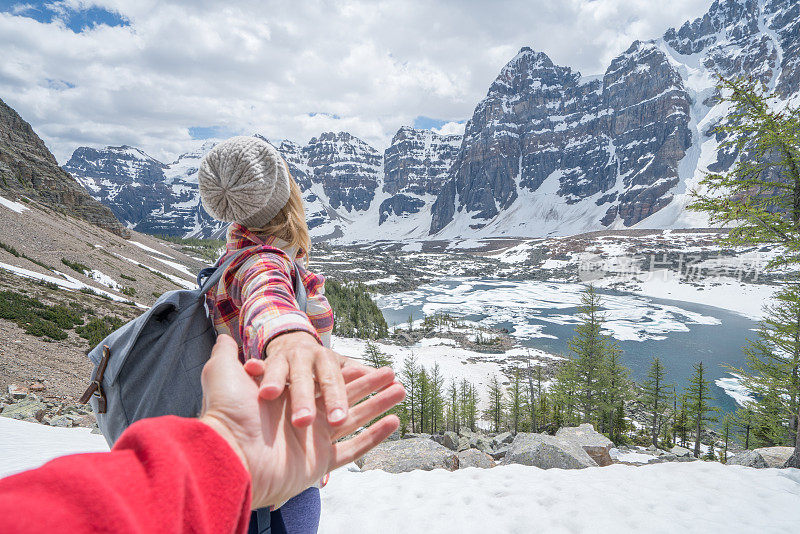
[198,136,291,228]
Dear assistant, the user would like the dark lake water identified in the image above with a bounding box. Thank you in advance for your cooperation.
[378,278,758,415]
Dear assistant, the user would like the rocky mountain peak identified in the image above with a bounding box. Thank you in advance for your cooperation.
[0,98,127,237]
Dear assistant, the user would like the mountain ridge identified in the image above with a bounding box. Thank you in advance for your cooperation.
[62,0,799,242]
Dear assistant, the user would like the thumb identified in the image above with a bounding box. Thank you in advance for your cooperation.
[201,334,241,413]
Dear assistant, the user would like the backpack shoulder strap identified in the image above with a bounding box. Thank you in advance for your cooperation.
[195,247,254,296]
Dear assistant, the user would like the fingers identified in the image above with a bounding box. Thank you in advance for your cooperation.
[259,355,289,400]
[341,365,368,384]
[243,359,265,378]
[288,358,317,427]
[345,367,396,405]
[332,383,406,441]
[315,354,349,425]
[330,415,400,471]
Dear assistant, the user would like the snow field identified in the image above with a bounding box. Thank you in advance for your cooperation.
[320,461,800,534]
[0,195,29,214]
[0,418,109,478]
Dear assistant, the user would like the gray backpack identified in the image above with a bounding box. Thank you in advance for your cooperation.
[79,245,307,446]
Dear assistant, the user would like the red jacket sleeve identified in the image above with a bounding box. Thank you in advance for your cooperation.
[0,416,252,533]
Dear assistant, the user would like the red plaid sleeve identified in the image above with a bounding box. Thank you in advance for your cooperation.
[228,252,322,360]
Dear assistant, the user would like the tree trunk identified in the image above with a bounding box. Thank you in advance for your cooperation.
[694,416,702,458]
[790,402,800,468]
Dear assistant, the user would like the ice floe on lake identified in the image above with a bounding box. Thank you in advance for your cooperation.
[379,278,723,343]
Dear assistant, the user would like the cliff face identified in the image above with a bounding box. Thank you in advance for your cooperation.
[429,43,692,233]
[0,98,127,237]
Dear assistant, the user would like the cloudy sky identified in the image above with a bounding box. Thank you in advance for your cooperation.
[0,0,714,163]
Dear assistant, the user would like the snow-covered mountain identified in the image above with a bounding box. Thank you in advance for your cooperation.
[65,127,461,240]
[430,0,799,238]
[65,0,799,242]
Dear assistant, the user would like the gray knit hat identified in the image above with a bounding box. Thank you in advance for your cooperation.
[198,136,291,228]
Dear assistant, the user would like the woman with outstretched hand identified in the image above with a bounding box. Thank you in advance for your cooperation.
[0,334,405,533]
[197,135,375,532]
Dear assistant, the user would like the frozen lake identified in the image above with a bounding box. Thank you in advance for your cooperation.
[378,278,758,414]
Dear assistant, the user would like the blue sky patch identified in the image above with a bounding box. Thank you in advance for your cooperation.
[413,116,464,130]
[1,1,129,32]
[189,126,238,140]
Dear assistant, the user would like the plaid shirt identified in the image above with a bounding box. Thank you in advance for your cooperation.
[206,224,334,362]
[206,224,334,505]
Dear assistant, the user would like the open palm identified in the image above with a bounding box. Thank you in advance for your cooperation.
[200,335,404,510]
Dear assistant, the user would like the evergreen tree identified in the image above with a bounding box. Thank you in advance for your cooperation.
[400,354,419,432]
[459,379,478,432]
[732,406,755,449]
[526,361,543,432]
[363,341,392,368]
[485,375,505,432]
[730,285,800,448]
[418,367,429,433]
[506,369,525,433]
[568,285,610,424]
[551,359,580,428]
[688,76,800,464]
[447,379,459,433]
[673,395,690,448]
[685,362,719,458]
[641,357,671,447]
[601,344,631,442]
[690,76,800,267]
[429,363,445,433]
[721,413,734,463]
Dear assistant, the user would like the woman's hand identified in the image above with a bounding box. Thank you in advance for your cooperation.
[200,335,404,510]
[261,331,374,427]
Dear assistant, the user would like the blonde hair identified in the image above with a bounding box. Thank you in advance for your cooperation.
[250,166,311,263]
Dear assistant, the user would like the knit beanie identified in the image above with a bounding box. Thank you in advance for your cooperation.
[198,136,291,228]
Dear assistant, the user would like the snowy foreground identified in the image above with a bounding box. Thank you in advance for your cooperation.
[2,418,800,533]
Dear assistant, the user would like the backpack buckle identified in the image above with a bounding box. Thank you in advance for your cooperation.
[78,346,111,414]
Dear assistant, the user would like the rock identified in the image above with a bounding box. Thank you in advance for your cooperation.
[754,447,794,468]
[442,431,459,451]
[503,433,598,470]
[386,430,401,441]
[670,446,691,457]
[474,436,493,454]
[0,399,46,422]
[491,446,510,460]
[457,449,494,469]
[555,423,614,467]
[727,450,769,469]
[457,436,470,452]
[7,384,28,399]
[492,431,514,448]
[48,416,74,428]
[728,447,794,469]
[356,438,459,473]
[402,433,431,440]
[29,382,46,393]
[784,451,799,469]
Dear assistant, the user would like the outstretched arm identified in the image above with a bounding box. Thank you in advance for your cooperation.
[0,335,404,532]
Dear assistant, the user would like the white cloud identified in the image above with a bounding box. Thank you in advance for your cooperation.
[433,121,466,137]
[0,0,713,163]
